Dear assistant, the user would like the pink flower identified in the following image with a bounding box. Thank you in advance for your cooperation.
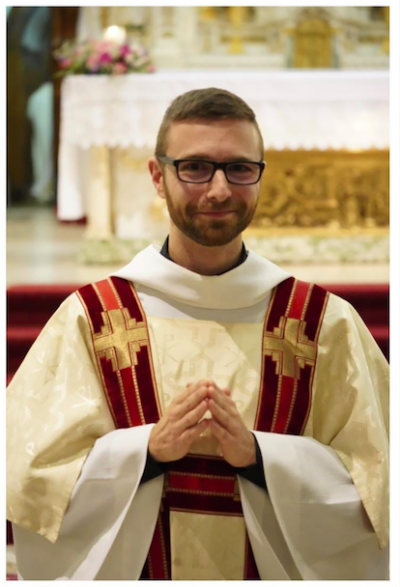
[86,54,100,72]
[60,58,72,69]
[99,52,113,65]
[120,44,132,58]
[53,38,154,77]
[113,62,128,75]
[97,41,113,53]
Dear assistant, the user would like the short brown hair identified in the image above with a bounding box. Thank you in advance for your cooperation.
[155,87,264,158]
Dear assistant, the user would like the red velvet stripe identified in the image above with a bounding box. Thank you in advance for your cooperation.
[139,560,150,579]
[286,363,313,435]
[288,280,311,320]
[256,356,280,431]
[77,284,105,334]
[272,374,294,433]
[143,494,172,579]
[147,515,169,579]
[119,367,143,426]
[265,277,295,332]
[303,284,328,342]
[95,279,120,310]
[7,521,13,545]
[99,356,131,428]
[166,491,243,515]
[160,502,172,578]
[135,346,160,423]
[100,276,160,423]
[258,278,327,436]
[169,455,236,477]
[168,472,235,494]
[109,277,143,322]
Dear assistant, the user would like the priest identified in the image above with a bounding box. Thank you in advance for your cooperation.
[7,87,389,580]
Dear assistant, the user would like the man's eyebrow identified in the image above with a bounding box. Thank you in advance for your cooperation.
[177,154,256,162]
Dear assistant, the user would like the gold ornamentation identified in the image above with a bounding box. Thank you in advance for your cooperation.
[382,6,389,54]
[199,7,217,21]
[94,308,149,371]
[100,7,109,29]
[292,10,334,68]
[263,317,316,379]
[228,6,248,54]
[255,149,389,231]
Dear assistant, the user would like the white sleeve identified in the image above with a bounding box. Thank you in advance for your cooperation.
[239,431,389,581]
[13,424,164,581]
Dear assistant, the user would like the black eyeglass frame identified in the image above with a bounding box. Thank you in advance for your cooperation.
[157,155,266,185]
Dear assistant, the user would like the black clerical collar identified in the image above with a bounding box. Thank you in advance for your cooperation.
[160,236,248,275]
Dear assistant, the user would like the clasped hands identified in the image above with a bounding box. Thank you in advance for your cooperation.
[149,380,256,468]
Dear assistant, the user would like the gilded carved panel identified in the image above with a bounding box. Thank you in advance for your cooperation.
[254,149,389,232]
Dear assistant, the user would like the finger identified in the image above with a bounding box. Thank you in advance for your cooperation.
[208,417,232,442]
[209,383,232,399]
[207,398,232,431]
[176,399,209,433]
[174,379,208,404]
[180,418,208,444]
[178,383,209,416]
[173,380,207,408]
[207,381,228,396]
[206,380,223,393]
[208,385,236,414]
[176,380,202,402]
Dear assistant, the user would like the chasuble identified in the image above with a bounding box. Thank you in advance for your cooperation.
[7,246,389,580]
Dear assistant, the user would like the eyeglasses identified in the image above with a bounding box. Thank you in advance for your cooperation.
[157,156,266,185]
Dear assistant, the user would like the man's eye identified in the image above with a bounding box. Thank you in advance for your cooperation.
[230,163,251,172]
[180,161,209,172]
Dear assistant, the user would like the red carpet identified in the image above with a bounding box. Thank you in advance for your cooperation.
[7,284,82,381]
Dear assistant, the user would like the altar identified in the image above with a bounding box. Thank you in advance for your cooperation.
[57,70,389,263]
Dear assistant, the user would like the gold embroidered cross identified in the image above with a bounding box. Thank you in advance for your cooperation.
[263,317,316,379]
[93,308,149,371]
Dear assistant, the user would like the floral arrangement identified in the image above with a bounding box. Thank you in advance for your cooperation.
[53,38,155,77]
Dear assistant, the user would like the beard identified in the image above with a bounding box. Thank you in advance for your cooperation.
[164,183,258,247]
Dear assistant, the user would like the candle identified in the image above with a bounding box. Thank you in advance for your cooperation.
[104,25,127,44]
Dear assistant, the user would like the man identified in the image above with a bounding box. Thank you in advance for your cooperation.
[7,88,389,580]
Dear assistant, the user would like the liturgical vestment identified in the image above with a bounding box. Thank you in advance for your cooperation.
[7,246,389,580]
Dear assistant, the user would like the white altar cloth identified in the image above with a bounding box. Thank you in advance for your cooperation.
[57,70,389,222]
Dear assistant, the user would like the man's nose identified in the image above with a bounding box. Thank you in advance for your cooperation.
[206,169,232,201]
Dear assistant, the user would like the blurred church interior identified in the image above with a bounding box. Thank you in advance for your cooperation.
[6,6,390,579]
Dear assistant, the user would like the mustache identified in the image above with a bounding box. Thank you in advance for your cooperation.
[188,202,241,214]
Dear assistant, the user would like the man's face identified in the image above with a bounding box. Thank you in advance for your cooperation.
[154,119,263,247]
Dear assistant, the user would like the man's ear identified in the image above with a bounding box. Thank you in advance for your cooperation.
[148,157,166,200]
